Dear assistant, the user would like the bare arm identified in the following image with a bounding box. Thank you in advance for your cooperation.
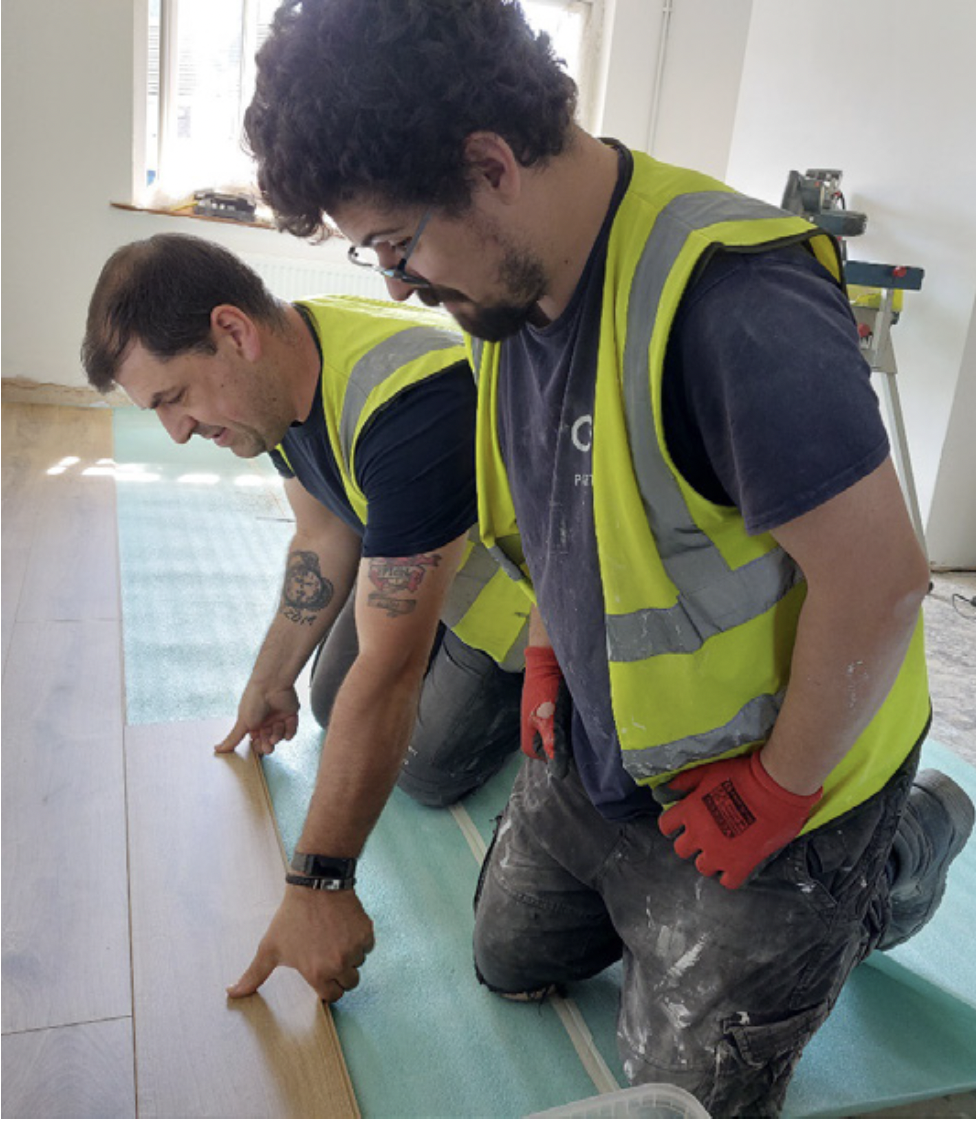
[216,476,361,754]
[227,531,469,1000]
[527,603,551,648]
[759,457,929,795]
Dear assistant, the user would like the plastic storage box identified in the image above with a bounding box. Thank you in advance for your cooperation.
[528,1083,710,1118]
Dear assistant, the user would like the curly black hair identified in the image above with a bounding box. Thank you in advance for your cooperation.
[244,0,578,239]
[81,234,285,391]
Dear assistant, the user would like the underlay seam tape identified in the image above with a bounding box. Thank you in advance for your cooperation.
[449,803,622,1097]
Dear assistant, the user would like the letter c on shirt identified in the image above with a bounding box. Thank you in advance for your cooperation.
[571,414,593,453]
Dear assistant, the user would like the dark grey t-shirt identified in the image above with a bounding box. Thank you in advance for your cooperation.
[497,154,889,820]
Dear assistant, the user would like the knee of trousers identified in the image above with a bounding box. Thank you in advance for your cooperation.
[472,910,559,996]
[394,761,471,809]
[471,868,572,995]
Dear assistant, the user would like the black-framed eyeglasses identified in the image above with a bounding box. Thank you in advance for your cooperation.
[347,210,433,288]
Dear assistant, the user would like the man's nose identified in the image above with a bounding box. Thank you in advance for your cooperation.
[384,276,415,303]
[158,407,195,445]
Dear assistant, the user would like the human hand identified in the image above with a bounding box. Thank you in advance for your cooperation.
[227,885,375,1003]
[215,680,300,756]
[521,646,572,778]
[658,751,822,889]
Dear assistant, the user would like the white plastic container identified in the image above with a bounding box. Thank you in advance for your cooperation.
[528,1083,711,1119]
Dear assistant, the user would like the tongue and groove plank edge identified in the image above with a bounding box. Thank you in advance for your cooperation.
[125,717,359,1119]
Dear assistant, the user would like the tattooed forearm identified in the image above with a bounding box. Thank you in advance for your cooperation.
[280,549,334,626]
[367,553,441,618]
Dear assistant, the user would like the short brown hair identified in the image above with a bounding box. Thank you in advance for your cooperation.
[82,233,285,391]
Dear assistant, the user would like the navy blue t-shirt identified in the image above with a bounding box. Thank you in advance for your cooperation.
[497,149,889,820]
[269,310,478,558]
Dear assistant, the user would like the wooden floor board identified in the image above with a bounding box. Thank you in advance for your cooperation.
[2,404,55,665]
[1,1019,136,1119]
[126,718,359,1119]
[0,619,131,1033]
[3,402,358,1118]
[15,469,121,622]
[5,405,120,623]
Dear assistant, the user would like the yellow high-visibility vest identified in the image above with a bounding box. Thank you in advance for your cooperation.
[281,295,530,670]
[469,155,929,828]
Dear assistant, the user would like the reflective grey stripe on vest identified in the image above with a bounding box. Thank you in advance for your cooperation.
[488,543,525,583]
[441,530,500,628]
[497,617,530,672]
[610,191,803,664]
[607,551,799,660]
[338,326,463,468]
[623,692,785,779]
[470,337,485,383]
[441,531,529,671]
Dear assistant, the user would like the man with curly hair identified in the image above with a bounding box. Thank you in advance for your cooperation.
[242,1,973,1114]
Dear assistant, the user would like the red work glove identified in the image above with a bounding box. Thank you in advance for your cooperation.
[521,646,571,778]
[658,751,822,889]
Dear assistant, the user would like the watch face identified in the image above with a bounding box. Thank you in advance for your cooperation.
[293,853,356,878]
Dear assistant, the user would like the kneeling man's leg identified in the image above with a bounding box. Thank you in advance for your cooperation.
[474,760,623,996]
[605,751,917,1119]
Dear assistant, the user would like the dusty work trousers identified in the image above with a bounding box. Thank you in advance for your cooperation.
[473,746,920,1119]
[310,588,523,807]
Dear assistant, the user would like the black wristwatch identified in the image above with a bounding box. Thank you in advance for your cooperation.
[286,852,357,891]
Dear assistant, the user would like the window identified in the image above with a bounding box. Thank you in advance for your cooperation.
[144,0,279,200]
[141,0,602,205]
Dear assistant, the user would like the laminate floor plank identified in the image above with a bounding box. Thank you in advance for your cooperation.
[1,403,110,503]
[2,403,58,666]
[126,718,359,1120]
[1,1018,136,1119]
[1,530,31,670]
[1,619,131,1033]
[7,405,121,624]
[15,467,121,623]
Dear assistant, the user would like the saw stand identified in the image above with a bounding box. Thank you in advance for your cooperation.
[845,260,927,552]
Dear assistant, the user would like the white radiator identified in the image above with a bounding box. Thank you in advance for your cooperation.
[241,253,390,302]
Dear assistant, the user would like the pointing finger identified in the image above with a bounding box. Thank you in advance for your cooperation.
[215,719,249,755]
[226,945,277,998]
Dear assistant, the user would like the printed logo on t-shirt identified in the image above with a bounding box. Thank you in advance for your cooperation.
[571,413,593,488]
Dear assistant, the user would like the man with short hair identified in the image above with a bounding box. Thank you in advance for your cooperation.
[83,230,530,1000]
[243,2,974,1114]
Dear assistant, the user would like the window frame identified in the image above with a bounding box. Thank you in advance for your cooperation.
[134,0,604,206]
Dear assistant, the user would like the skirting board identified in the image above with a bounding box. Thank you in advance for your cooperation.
[1,377,129,409]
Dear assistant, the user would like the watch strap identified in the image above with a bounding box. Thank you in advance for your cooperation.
[285,872,356,891]
[288,852,357,890]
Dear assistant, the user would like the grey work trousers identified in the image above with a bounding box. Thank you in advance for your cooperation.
[310,587,523,807]
[473,746,920,1118]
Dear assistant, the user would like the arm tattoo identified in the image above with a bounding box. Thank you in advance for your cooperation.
[280,549,334,626]
[366,553,441,618]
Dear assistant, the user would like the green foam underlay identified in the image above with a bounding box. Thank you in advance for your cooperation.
[113,408,976,1118]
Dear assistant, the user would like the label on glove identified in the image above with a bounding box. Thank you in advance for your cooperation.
[705,780,757,838]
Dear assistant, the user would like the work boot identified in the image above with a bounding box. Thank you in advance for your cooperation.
[879,769,975,951]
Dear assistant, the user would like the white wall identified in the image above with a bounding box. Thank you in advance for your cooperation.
[926,301,976,568]
[593,0,663,149]
[722,0,975,566]
[3,0,974,564]
[645,0,753,180]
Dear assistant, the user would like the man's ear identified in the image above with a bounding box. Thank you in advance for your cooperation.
[462,132,523,204]
[211,305,261,361]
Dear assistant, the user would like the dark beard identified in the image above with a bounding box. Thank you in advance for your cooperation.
[448,300,540,341]
[417,243,547,342]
